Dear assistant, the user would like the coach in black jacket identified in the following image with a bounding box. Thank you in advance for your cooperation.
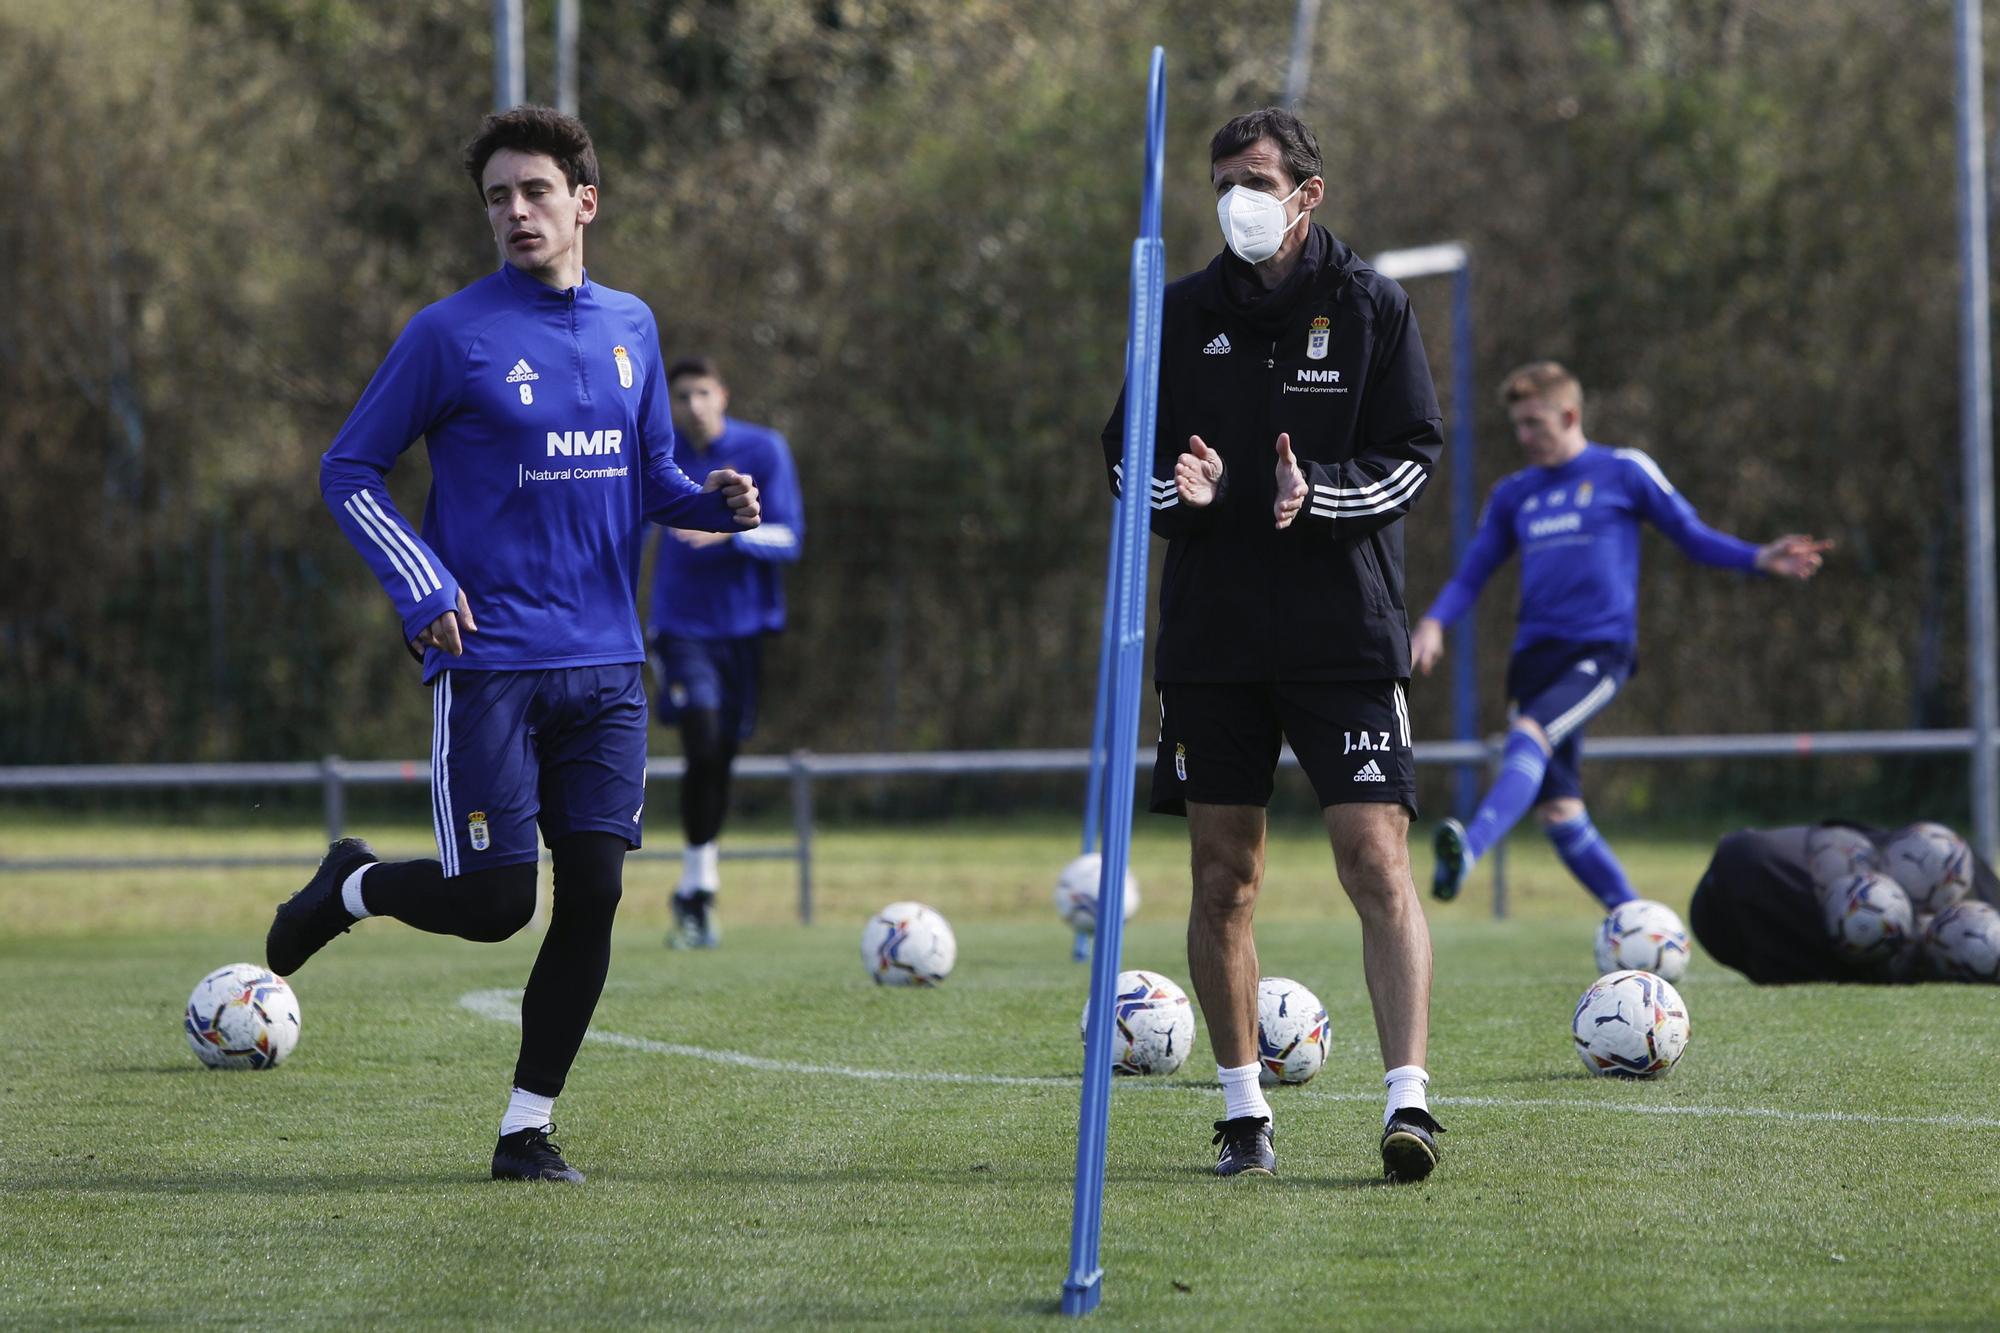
[1100,108,1446,1182]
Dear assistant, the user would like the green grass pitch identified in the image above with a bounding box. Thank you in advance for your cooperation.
[1,815,1996,1328]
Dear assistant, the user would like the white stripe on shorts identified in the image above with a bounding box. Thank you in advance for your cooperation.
[431,673,457,877]
[1393,683,1411,747]
[1544,674,1618,747]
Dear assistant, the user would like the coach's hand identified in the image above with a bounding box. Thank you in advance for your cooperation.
[1411,616,1446,676]
[1176,436,1224,507]
[412,587,478,659]
[1274,433,1308,529]
[703,468,761,528]
[1755,534,1834,580]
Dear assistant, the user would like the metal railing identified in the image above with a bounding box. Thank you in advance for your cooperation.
[0,728,1986,919]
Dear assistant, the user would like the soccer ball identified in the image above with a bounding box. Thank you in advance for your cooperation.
[1805,824,1882,890]
[1593,899,1691,982]
[1255,977,1330,1087]
[184,964,300,1070]
[860,901,957,986]
[1571,970,1689,1078]
[1923,900,2000,982]
[1052,853,1140,935]
[1080,969,1195,1075]
[1883,822,1974,915]
[1824,872,1915,966]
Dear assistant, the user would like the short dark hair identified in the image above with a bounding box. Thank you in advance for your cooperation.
[666,355,725,386]
[1209,108,1323,189]
[462,105,600,197]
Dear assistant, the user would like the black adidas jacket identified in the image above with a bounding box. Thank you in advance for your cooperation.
[1101,226,1444,683]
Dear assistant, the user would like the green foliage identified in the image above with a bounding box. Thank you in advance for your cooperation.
[0,1,1990,820]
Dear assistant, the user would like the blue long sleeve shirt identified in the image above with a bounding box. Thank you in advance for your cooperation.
[320,264,736,681]
[1423,442,1760,652]
[648,417,803,640]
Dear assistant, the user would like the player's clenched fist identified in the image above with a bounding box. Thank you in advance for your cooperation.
[1177,436,1224,507]
[703,468,761,527]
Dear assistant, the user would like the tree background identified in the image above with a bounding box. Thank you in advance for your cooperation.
[0,0,1985,819]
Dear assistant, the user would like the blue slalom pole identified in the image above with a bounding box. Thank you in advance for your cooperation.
[1062,44,1165,1319]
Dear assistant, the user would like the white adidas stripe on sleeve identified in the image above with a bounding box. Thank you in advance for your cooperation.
[355,490,442,594]
[345,494,427,601]
[737,523,798,549]
[1308,468,1426,520]
[1311,460,1422,500]
[1614,448,1677,496]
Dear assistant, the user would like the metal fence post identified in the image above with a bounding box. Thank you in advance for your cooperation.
[790,749,814,924]
[320,754,345,844]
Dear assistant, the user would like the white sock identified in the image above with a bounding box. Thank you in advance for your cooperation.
[340,865,373,920]
[499,1087,556,1137]
[1384,1064,1430,1127]
[681,842,719,892]
[1218,1062,1273,1124]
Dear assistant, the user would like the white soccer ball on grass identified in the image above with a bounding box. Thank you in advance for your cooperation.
[184,963,300,1070]
[1922,899,2000,982]
[1593,899,1691,982]
[1052,853,1139,935]
[1883,822,1974,916]
[860,901,957,986]
[1255,976,1330,1087]
[1571,969,1689,1078]
[1823,872,1915,966]
[1080,969,1195,1075]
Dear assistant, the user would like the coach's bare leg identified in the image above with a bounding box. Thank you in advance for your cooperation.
[1325,802,1430,1070]
[1186,802,1267,1069]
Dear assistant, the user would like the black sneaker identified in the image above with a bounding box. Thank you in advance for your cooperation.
[1432,818,1471,901]
[266,837,376,975]
[1381,1107,1445,1182]
[669,888,719,949]
[1211,1116,1276,1177]
[491,1123,585,1183]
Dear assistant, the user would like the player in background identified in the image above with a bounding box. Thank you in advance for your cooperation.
[266,106,760,1183]
[1417,361,1828,907]
[647,356,803,949]
[1104,107,1446,1182]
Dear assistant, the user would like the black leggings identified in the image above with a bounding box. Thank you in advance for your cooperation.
[361,831,627,1096]
[679,706,737,847]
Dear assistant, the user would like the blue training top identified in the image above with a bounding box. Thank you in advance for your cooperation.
[1423,442,1760,652]
[648,416,803,641]
[321,264,736,681]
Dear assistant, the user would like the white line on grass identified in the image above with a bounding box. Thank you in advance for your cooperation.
[459,988,1074,1087]
[458,989,2000,1131]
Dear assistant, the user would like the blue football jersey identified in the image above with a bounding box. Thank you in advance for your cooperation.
[649,417,803,641]
[1425,443,1760,651]
[320,264,738,680]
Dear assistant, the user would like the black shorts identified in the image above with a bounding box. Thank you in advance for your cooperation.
[1150,679,1417,817]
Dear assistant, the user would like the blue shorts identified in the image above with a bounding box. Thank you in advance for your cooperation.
[650,634,762,742]
[1505,641,1633,804]
[429,664,649,874]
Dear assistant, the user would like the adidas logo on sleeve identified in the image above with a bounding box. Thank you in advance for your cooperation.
[1353,759,1387,783]
[1202,333,1231,355]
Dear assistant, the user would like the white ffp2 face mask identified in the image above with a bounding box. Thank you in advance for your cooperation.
[1215,181,1307,265]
